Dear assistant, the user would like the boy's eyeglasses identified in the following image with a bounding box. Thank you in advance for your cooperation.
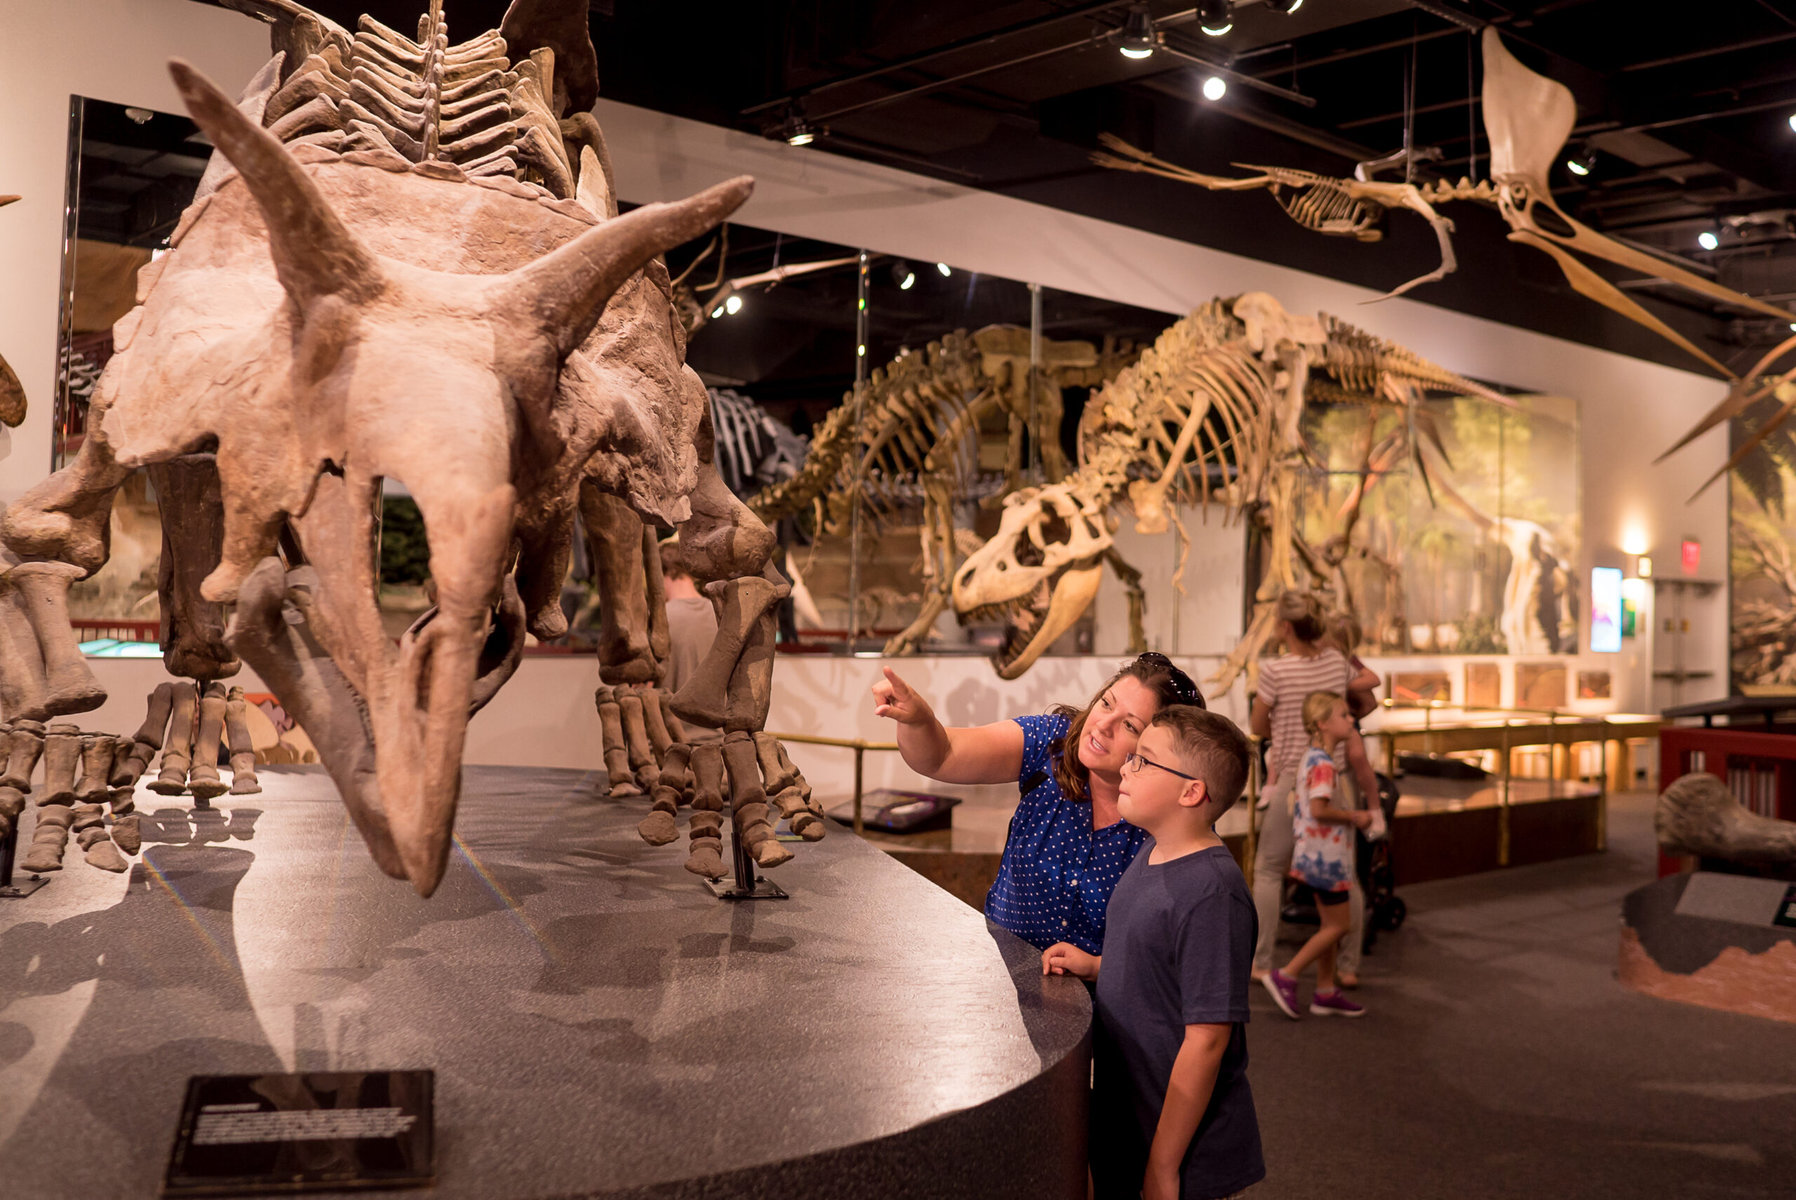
[1134,651,1203,709]
[1123,751,1199,781]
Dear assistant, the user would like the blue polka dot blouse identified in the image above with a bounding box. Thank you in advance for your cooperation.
[984,713,1149,954]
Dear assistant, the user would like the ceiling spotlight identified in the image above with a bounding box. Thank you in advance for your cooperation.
[786,121,816,147]
[1265,0,1304,11]
[1202,75,1227,102]
[936,262,952,277]
[710,305,725,320]
[893,261,916,290]
[1698,230,1720,251]
[1565,146,1596,176]
[724,294,744,315]
[769,106,817,146]
[1118,5,1157,59]
[1788,112,1796,133]
[1198,0,1233,36]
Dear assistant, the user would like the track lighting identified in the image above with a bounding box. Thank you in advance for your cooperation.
[1202,75,1227,102]
[1198,0,1233,36]
[893,261,916,290]
[785,119,816,146]
[1265,0,1304,12]
[724,294,743,315]
[1788,112,1796,133]
[1118,5,1157,59]
[936,262,952,277]
[1564,145,1596,176]
[1698,230,1719,251]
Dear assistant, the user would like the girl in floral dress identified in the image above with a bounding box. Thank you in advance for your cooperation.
[1260,691,1374,1020]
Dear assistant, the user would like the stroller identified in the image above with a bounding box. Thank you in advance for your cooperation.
[1276,770,1407,953]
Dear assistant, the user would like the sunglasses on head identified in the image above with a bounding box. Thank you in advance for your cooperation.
[1134,651,1203,709]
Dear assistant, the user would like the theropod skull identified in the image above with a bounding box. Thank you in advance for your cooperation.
[951,483,1112,679]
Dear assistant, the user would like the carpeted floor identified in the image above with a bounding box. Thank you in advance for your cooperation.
[1243,790,1796,1199]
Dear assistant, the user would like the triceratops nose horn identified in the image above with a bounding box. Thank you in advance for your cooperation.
[170,59,384,309]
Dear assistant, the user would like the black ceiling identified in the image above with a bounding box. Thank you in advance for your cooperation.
[190,0,1796,377]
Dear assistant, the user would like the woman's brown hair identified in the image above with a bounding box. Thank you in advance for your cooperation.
[1048,653,1203,803]
[1277,589,1326,644]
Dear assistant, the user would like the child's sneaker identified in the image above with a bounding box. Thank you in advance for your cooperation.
[1309,989,1366,1017]
[1261,969,1302,1020]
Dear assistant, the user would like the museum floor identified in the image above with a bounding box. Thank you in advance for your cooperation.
[1244,789,1796,1199]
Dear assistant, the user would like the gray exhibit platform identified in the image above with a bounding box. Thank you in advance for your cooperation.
[0,765,1091,1198]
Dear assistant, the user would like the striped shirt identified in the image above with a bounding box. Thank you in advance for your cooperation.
[1257,648,1351,782]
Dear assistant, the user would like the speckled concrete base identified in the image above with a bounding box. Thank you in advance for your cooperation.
[0,764,1090,1198]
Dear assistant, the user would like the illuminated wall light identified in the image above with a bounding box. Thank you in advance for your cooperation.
[1698,230,1720,251]
[723,294,743,315]
[1620,526,1650,556]
[1636,554,1653,579]
[1202,76,1227,102]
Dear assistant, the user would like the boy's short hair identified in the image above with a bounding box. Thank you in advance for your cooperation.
[658,538,692,581]
[1302,690,1343,737]
[1150,705,1250,809]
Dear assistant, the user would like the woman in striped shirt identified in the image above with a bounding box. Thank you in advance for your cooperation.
[1247,591,1359,978]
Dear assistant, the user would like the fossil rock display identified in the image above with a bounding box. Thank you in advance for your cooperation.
[0,1,811,895]
[1658,772,1796,869]
[950,293,1507,685]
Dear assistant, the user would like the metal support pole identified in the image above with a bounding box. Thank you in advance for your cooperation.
[0,816,49,899]
[844,250,870,652]
[853,746,865,835]
[1498,721,1512,868]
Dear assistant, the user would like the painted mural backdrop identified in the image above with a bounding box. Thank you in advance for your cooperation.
[1729,396,1796,691]
[1297,392,1581,656]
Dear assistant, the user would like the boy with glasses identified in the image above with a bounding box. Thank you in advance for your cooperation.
[1042,706,1263,1200]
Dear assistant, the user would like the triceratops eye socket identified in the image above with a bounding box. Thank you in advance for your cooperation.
[1040,510,1071,545]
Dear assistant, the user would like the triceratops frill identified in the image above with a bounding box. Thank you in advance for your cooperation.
[1,44,749,894]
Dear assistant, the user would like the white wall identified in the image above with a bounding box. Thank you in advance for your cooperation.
[0,0,269,501]
[1,8,1728,801]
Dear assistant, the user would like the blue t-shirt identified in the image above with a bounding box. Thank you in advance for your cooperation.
[983,713,1149,954]
[1093,842,1264,1200]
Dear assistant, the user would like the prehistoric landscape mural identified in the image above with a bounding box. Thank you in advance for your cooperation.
[1298,391,1581,656]
[1730,395,1796,691]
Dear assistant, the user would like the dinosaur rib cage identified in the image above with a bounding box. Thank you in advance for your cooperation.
[1272,182,1380,237]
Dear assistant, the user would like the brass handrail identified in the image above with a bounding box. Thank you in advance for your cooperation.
[768,732,899,834]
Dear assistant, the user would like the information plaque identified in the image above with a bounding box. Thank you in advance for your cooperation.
[163,1070,433,1196]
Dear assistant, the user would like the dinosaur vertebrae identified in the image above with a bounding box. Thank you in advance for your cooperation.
[1311,313,1502,404]
[746,331,987,528]
[260,8,572,197]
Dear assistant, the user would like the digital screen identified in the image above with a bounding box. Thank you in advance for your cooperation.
[1590,567,1622,653]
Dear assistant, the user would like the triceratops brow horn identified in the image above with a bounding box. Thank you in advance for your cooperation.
[170,58,384,307]
[498,176,755,357]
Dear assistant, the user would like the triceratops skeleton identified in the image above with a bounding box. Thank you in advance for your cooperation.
[0,0,766,895]
[951,293,1509,687]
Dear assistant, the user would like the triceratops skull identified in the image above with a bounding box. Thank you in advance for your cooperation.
[952,483,1112,679]
[2,61,749,896]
